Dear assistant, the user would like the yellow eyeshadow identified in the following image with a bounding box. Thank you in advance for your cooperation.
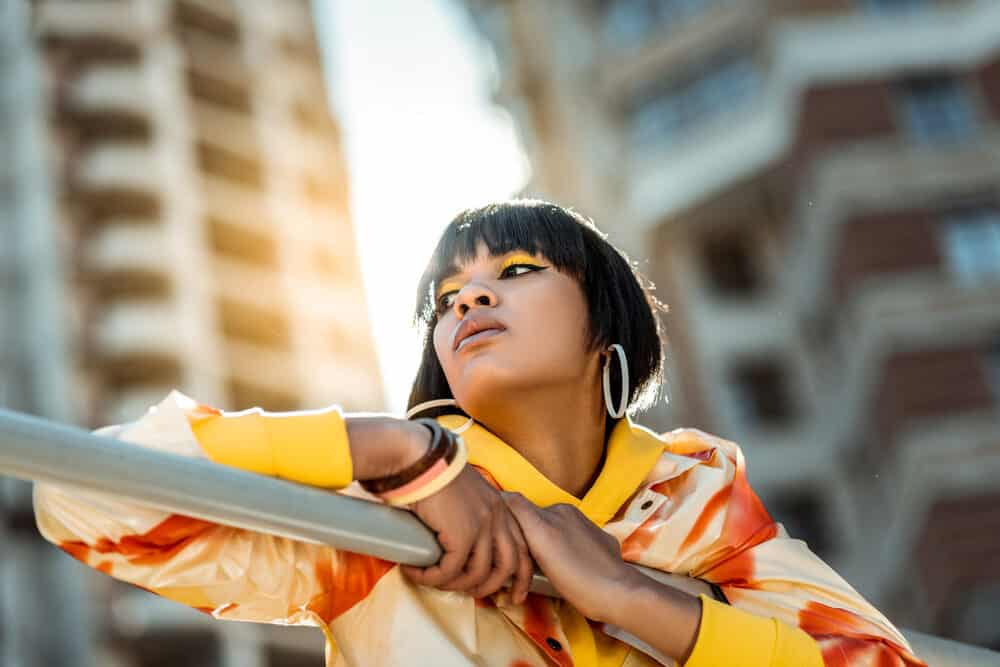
[499,252,540,270]
[435,253,543,300]
[436,280,463,300]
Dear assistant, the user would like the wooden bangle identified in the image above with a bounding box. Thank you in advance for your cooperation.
[360,418,455,495]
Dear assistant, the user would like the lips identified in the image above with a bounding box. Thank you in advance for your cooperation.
[452,315,507,351]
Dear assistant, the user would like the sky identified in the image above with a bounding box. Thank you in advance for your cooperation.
[313,0,530,413]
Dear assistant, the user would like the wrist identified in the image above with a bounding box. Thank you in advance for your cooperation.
[598,566,650,626]
[602,571,703,662]
[346,417,429,481]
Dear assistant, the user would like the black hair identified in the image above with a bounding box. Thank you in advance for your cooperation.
[407,199,667,427]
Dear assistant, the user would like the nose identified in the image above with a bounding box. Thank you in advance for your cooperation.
[452,282,497,317]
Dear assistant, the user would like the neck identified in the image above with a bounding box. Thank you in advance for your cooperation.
[474,375,609,499]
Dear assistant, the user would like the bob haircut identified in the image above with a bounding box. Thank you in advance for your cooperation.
[408,199,667,426]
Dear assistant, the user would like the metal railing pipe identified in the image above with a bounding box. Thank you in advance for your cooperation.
[1,408,997,666]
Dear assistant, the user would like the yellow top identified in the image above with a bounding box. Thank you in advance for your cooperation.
[191,405,353,488]
[189,407,822,667]
[36,392,919,666]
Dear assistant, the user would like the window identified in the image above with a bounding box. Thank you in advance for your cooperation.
[604,0,726,46]
[898,75,976,144]
[729,359,797,427]
[987,338,1000,401]
[700,231,761,296]
[941,208,1000,286]
[864,0,928,13]
[115,630,220,667]
[631,51,760,149]
[769,492,831,557]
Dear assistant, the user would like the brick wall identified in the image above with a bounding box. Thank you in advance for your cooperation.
[874,344,995,454]
[916,491,1000,629]
[831,208,943,304]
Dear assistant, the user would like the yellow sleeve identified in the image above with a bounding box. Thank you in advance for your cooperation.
[190,406,353,488]
[34,398,385,632]
[683,595,823,667]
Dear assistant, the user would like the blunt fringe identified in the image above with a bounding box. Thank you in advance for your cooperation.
[407,200,667,425]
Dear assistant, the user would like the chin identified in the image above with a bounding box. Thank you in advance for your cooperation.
[452,357,523,412]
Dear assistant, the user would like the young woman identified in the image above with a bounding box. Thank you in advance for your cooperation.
[35,201,924,666]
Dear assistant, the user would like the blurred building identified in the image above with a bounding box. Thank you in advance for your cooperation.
[1,0,381,664]
[461,0,1000,650]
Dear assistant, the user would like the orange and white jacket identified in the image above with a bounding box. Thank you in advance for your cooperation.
[34,391,924,667]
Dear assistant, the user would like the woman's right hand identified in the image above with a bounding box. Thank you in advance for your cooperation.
[403,465,534,603]
[345,416,533,603]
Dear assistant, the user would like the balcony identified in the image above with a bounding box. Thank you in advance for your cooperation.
[93,300,181,359]
[216,296,291,350]
[268,2,315,42]
[803,276,1000,459]
[264,122,338,174]
[308,358,385,412]
[34,1,144,45]
[835,412,1000,608]
[627,1,1000,226]
[82,224,167,274]
[80,224,170,297]
[196,142,263,190]
[75,143,159,193]
[199,175,270,229]
[223,341,301,402]
[190,102,259,159]
[212,257,284,309]
[206,217,278,268]
[181,37,248,91]
[172,0,240,42]
[786,131,1000,319]
[67,65,150,116]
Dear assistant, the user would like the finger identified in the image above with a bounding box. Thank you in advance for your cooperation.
[438,519,493,592]
[508,512,535,604]
[470,517,518,598]
[402,529,474,588]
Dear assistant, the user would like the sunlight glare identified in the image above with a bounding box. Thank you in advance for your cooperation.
[315,0,530,412]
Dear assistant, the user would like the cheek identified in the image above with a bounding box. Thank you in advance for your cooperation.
[432,320,453,371]
[516,283,591,364]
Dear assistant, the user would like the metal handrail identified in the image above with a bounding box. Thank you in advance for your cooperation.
[1,407,996,666]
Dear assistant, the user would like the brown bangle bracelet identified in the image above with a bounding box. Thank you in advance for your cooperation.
[360,418,457,495]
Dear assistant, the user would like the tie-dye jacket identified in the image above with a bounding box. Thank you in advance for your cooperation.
[33,391,924,666]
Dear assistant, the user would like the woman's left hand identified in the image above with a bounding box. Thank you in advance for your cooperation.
[502,492,640,623]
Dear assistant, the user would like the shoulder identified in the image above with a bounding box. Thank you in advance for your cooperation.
[649,425,746,465]
[624,425,753,495]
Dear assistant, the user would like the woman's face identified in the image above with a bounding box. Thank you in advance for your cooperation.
[432,242,597,416]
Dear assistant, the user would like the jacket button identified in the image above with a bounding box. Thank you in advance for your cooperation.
[545,637,562,651]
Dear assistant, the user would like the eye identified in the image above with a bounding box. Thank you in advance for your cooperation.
[499,263,544,279]
[436,291,458,313]
[435,263,546,315]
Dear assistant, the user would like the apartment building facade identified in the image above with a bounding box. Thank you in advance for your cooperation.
[461,0,1000,650]
[0,0,380,664]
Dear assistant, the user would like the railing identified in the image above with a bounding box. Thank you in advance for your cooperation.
[0,408,996,666]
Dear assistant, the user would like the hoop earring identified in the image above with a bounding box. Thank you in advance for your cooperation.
[602,343,629,419]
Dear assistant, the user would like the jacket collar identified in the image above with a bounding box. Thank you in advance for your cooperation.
[437,415,665,526]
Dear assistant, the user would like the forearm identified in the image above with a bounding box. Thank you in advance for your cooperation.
[604,572,703,664]
[345,416,428,481]
[604,573,825,667]
[191,405,429,487]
